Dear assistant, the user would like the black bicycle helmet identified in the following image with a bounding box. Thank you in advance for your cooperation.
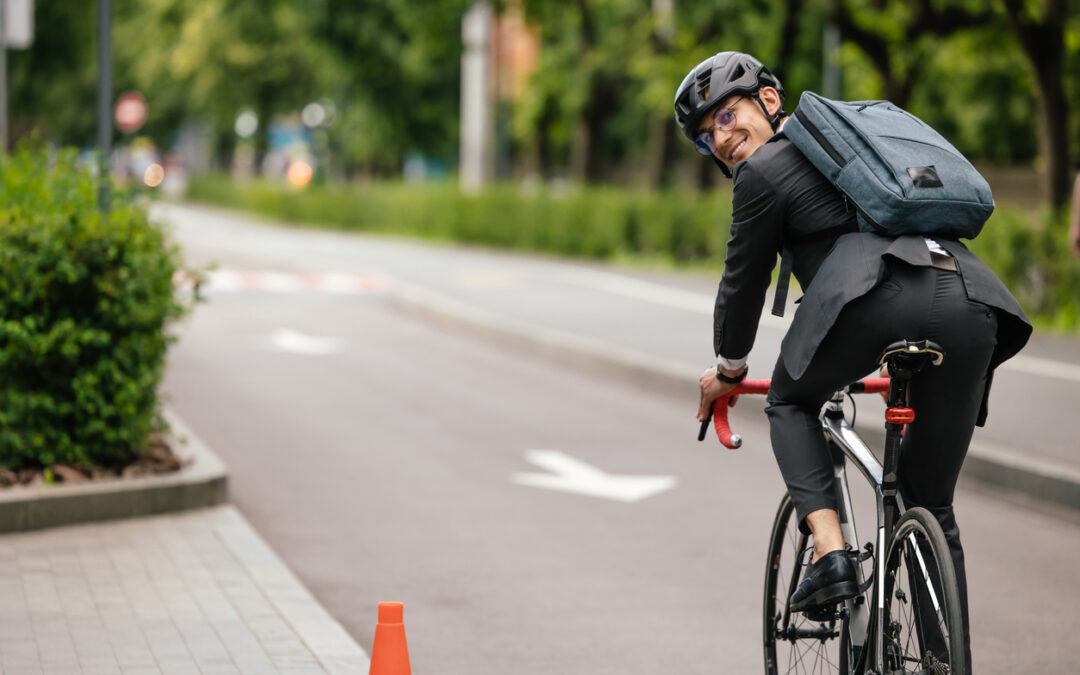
[674,51,785,175]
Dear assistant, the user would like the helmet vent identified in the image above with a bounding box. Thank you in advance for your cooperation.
[695,71,710,102]
[731,63,746,82]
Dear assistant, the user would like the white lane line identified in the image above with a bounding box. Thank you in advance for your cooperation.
[261,272,303,293]
[564,269,1080,384]
[563,268,792,328]
[1001,354,1080,383]
[190,269,389,295]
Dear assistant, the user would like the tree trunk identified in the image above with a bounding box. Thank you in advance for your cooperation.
[569,118,590,183]
[1034,64,1070,208]
[1001,0,1070,208]
[641,113,671,190]
[775,0,804,79]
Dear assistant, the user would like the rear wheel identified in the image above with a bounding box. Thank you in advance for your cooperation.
[881,507,966,675]
[763,494,849,674]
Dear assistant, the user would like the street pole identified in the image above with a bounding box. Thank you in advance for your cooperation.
[460,2,493,194]
[823,22,841,100]
[1,0,8,152]
[97,0,112,212]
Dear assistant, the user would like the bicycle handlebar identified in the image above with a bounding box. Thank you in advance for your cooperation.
[698,377,891,449]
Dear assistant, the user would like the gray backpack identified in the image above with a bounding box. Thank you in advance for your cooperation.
[783,91,994,238]
[766,91,994,317]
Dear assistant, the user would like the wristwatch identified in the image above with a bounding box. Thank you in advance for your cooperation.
[715,367,748,384]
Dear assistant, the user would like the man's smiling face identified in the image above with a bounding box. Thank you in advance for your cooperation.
[696,87,782,172]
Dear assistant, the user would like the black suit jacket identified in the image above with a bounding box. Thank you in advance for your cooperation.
[714,134,1032,420]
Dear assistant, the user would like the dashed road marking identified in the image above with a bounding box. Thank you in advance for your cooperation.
[268,328,344,356]
[174,269,389,295]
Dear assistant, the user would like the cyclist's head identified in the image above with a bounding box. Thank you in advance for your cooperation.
[674,51,786,177]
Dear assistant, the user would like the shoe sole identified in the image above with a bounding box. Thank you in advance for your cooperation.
[789,580,860,613]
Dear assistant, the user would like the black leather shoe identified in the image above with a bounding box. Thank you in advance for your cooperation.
[789,549,858,612]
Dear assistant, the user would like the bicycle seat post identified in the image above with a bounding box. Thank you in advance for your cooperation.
[876,339,946,536]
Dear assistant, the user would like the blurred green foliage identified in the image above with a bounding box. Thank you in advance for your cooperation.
[968,207,1080,332]
[6,1,1078,201]
[0,149,189,468]
[187,174,732,263]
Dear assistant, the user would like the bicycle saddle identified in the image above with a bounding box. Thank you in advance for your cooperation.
[877,339,945,372]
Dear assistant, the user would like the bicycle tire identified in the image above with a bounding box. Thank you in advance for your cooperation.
[880,506,966,675]
[763,493,849,674]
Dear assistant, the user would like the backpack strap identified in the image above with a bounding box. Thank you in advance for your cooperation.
[771,247,792,317]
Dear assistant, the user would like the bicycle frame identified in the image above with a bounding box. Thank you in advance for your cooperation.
[704,372,933,674]
[822,388,904,674]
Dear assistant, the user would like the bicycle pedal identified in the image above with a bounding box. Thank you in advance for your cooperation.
[803,604,842,622]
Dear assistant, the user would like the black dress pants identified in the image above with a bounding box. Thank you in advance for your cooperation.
[765,261,998,674]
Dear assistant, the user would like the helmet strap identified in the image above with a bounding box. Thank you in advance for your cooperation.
[711,154,732,178]
[752,93,787,132]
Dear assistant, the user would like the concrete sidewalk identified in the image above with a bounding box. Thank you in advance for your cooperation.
[0,506,369,674]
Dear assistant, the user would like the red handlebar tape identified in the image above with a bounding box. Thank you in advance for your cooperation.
[711,377,891,449]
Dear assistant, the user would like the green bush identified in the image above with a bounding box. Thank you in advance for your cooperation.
[0,148,188,468]
[968,206,1080,332]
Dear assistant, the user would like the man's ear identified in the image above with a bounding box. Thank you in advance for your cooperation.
[758,86,783,116]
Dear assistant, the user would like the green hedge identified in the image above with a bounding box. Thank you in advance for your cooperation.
[0,148,188,468]
[187,176,733,265]
[187,175,1080,333]
[966,207,1080,333]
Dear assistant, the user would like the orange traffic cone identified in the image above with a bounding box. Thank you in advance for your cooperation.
[369,602,411,675]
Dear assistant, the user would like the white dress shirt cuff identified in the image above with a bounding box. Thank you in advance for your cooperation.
[716,355,749,372]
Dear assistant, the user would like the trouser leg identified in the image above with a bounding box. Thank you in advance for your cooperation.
[896,272,997,674]
[766,336,881,533]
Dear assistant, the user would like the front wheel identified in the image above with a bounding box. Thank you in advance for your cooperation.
[881,507,966,675]
[763,493,849,674]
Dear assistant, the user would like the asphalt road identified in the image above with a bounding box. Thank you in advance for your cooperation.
[159,202,1080,674]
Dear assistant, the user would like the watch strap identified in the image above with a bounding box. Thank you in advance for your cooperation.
[715,367,747,384]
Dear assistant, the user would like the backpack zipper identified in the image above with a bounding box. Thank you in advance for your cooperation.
[795,108,887,234]
[794,109,846,168]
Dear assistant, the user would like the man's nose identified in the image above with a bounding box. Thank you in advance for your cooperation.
[712,127,733,155]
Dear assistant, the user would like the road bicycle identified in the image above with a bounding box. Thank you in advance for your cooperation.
[699,339,966,675]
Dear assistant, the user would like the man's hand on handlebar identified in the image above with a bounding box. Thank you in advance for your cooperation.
[696,366,744,422]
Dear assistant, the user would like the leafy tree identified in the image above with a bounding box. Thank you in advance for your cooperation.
[829,0,993,107]
[6,3,99,146]
[998,0,1073,207]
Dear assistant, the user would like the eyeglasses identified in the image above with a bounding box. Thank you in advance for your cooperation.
[694,97,744,156]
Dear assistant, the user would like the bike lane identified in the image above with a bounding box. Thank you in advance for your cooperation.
[156,201,1080,510]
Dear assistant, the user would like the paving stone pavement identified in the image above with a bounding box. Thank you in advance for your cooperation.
[0,506,369,675]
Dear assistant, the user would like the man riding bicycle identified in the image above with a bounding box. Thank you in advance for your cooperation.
[675,51,1031,673]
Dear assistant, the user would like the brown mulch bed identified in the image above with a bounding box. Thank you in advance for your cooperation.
[0,432,188,488]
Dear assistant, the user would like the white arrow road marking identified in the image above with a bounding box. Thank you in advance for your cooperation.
[269,329,343,356]
[512,450,676,503]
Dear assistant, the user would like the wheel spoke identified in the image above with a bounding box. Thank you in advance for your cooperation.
[881,509,964,675]
[764,496,848,674]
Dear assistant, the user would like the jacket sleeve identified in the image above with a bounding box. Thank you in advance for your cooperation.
[713,160,785,359]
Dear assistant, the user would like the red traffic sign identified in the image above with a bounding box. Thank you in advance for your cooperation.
[114,91,148,134]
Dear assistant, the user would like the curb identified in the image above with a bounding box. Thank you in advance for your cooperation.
[390,278,1080,513]
[391,278,698,401]
[0,408,228,533]
[964,440,1080,511]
